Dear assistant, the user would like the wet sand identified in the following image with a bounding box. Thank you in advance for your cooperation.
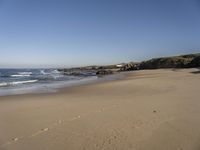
[0,68,200,150]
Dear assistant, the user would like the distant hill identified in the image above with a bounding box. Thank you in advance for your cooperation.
[121,53,200,71]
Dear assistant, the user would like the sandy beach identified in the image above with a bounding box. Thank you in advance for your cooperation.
[0,68,200,150]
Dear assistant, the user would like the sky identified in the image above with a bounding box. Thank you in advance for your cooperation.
[0,0,200,68]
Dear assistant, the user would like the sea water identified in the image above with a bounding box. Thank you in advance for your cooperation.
[0,69,97,96]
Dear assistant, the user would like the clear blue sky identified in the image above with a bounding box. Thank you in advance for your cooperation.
[0,0,200,68]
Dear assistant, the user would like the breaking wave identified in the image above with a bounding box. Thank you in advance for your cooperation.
[0,80,38,87]
[11,72,32,77]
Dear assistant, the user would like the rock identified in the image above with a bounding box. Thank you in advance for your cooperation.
[120,53,200,71]
[139,57,191,69]
[139,54,200,69]
[96,70,113,75]
[189,56,200,67]
[71,72,80,76]
[120,62,140,71]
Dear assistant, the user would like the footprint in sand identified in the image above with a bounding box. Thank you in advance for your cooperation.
[42,128,49,132]
[153,110,157,113]
[69,115,81,121]
[12,138,18,141]
[30,128,49,137]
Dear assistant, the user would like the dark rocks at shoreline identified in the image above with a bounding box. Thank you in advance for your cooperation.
[120,62,140,71]
[57,68,96,76]
[57,67,116,76]
[96,70,114,75]
[64,71,87,76]
[57,62,126,77]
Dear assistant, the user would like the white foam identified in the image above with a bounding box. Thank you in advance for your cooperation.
[18,72,32,75]
[0,82,8,87]
[51,70,60,74]
[11,74,30,77]
[11,72,32,77]
[0,80,38,87]
[11,80,38,85]
[40,70,47,75]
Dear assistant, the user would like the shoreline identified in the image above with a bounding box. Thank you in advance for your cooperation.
[0,68,196,100]
[0,71,129,99]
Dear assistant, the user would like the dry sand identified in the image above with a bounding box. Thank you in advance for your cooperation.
[0,68,200,150]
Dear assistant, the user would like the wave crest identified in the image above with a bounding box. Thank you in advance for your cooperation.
[11,74,30,77]
[0,80,38,87]
[11,72,32,77]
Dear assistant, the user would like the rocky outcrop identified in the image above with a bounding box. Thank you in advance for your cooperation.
[120,53,200,71]
[58,68,96,76]
[120,62,140,71]
[58,64,121,76]
[189,56,200,67]
[96,70,113,75]
[139,57,192,69]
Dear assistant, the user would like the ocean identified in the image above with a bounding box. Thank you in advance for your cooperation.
[0,69,97,96]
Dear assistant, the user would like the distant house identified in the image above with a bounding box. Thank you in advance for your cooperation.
[116,63,125,68]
